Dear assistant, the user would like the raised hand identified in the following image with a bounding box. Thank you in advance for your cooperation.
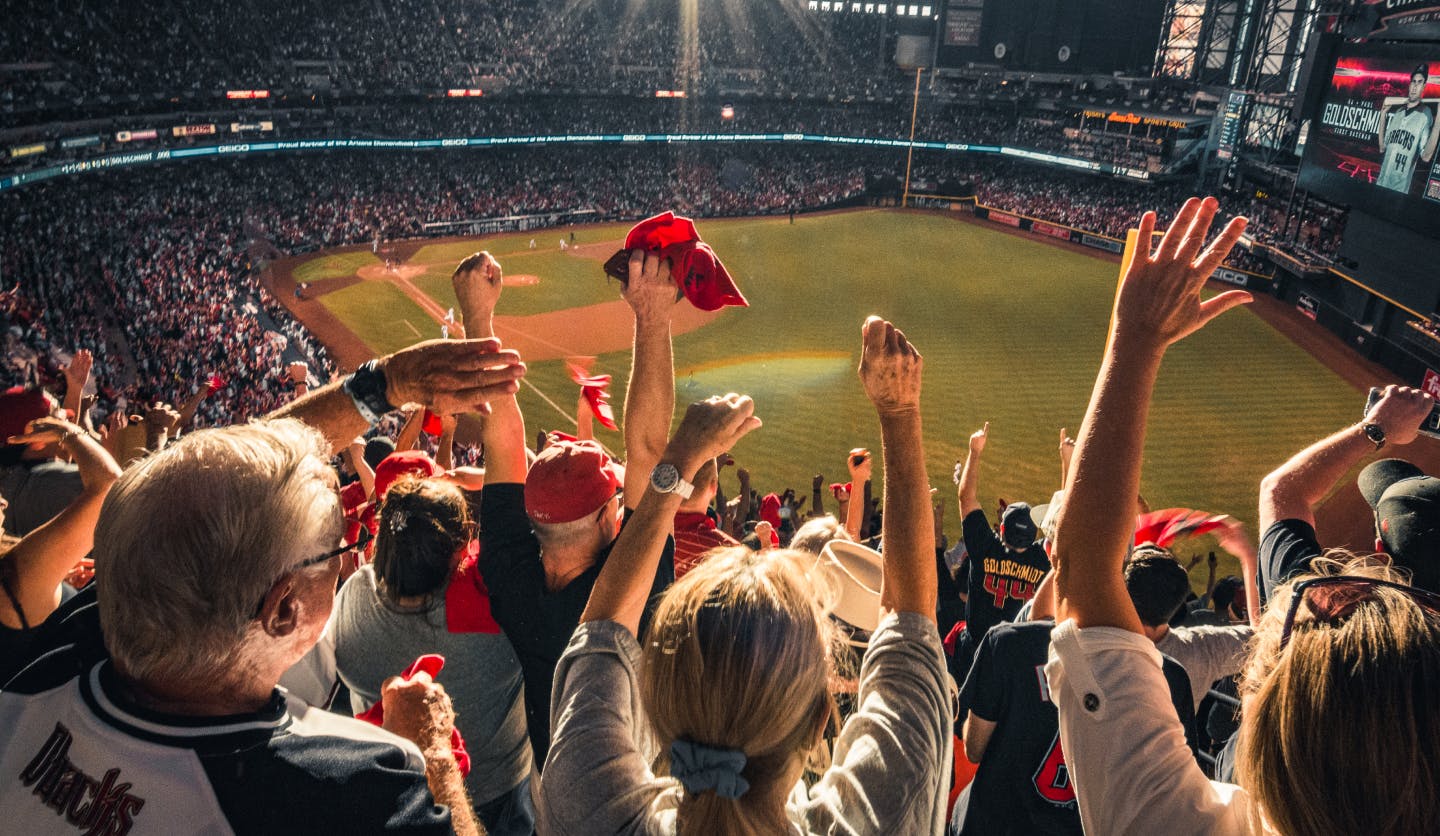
[969,422,989,455]
[1365,384,1434,447]
[64,349,93,391]
[847,447,872,483]
[622,249,677,322]
[9,416,84,447]
[664,394,762,472]
[1114,196,1251,351]
[858,316,922,415]
[379,338,525,417]
[451,251,503,327]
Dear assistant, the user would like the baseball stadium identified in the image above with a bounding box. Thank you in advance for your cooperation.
[5,1,1440,834]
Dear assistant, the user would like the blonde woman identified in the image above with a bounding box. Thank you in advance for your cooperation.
[1046,197,1440,835]
[537,317,953,835]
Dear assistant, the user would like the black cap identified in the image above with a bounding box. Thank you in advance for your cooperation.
[1001,502,1038,549]
[1357,458,1440,592]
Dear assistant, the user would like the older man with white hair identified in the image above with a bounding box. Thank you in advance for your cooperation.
[0,332,526,835]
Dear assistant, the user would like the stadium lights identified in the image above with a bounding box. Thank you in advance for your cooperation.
[807,0,911,12]
[225,90,269,99]
[445,89,483,97]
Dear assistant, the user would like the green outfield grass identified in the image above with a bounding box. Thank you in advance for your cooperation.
[317,282,437,357]
[292,250,381,284]
[298,209,1362,585]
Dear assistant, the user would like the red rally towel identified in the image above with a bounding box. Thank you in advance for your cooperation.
[1133,508,1228,549]
[605,211,747,312]
[445,552,502,634]
[355,655,471,776]
[567,363,618,431]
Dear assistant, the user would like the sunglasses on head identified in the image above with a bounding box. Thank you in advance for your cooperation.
[1280,575,1440,650]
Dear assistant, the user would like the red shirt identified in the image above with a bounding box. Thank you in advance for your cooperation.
[672,511,739,578]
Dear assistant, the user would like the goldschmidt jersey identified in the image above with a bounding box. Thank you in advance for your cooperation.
[1377,105,1434,193]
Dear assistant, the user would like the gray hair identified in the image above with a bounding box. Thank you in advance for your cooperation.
[789,515,851,556]
[95,419,341,683]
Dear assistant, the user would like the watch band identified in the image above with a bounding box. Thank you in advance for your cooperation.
[342,360,396,426]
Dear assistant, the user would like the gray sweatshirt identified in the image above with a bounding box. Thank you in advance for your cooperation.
[537,611,954,835]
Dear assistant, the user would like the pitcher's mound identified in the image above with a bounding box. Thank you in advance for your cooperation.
[506,274,540,286]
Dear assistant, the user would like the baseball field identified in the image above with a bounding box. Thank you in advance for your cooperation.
[275,208,1396,584]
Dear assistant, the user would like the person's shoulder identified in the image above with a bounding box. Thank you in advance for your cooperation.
[216,697,450,832]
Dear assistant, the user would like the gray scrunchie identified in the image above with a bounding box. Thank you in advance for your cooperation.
[669,739,751,799]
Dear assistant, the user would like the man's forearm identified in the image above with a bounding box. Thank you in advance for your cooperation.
[622,314,674,504]
[424,753,483,836]
[269,380,370,454]
[1258,423,1373,529]
[958,450,981,516]
[878,410,936,618]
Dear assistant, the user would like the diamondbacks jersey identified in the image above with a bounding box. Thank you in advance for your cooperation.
[960,510,1050,640]
[957,621,1196,836]
[1,635,452,834]
[1377,104,1435,193]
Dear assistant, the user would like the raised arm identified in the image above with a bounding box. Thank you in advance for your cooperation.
[620,250,678,510]
[269,338,524,455]
[61,349,92,424]
[957,423,988,518]
[1053,197,1250,631]
[858,316,935,620]
[582,395,761,635]
[844,449,871,539]
[2,418,122,625]
[394,408,426,454]
[1257,384,1431,532]
[452,252,529,486]
[436,414,457,471]
[345,437,377,498]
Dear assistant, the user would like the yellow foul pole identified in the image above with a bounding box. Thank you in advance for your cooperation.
[902,66,923,208]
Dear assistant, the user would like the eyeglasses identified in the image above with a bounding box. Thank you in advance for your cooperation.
[251,527,371,619]
[294,525,371,570]
[1280,575,1440,650]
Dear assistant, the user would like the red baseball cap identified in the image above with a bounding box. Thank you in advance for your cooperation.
[374,450,443,500]
[524,439,625,524]
[0,387,56,443]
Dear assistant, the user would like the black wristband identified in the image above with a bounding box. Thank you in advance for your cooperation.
[342,360,395,425]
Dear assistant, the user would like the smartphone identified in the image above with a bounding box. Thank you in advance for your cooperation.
[1365,388,1440,439]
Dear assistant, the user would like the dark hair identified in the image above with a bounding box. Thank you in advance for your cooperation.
[1414,64,1429,82]
[363,436,396,472]
[372,476,470,604]
[1212,575,1245,610]
[1124,545,1192,628]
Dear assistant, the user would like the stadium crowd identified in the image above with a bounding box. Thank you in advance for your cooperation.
[1,188,1435,836]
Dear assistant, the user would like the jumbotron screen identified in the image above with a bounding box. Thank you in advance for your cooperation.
[1299,45,1440,235]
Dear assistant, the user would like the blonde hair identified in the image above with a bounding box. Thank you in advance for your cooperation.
[1235,554,1440,836]
[95,420,341,683]
[788,515,851,556]
[640,546,840,836]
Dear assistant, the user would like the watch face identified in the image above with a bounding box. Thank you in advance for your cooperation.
[651,464,679,492]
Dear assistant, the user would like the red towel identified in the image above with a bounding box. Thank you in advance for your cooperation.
[354,655,470,776]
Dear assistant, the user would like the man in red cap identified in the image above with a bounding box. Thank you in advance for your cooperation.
[460,248,678,766]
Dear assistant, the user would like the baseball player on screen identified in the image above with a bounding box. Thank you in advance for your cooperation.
[1376,64,1440,193]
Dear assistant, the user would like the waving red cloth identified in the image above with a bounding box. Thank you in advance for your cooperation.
[354,654,471,776]
[568,363,618,431]
[609,211,748,312]
[1132,508,1229,548]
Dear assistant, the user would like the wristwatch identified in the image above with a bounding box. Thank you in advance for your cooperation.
[1362,422,1386,450]
[342,360,396,425]
[649,463,695,500]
